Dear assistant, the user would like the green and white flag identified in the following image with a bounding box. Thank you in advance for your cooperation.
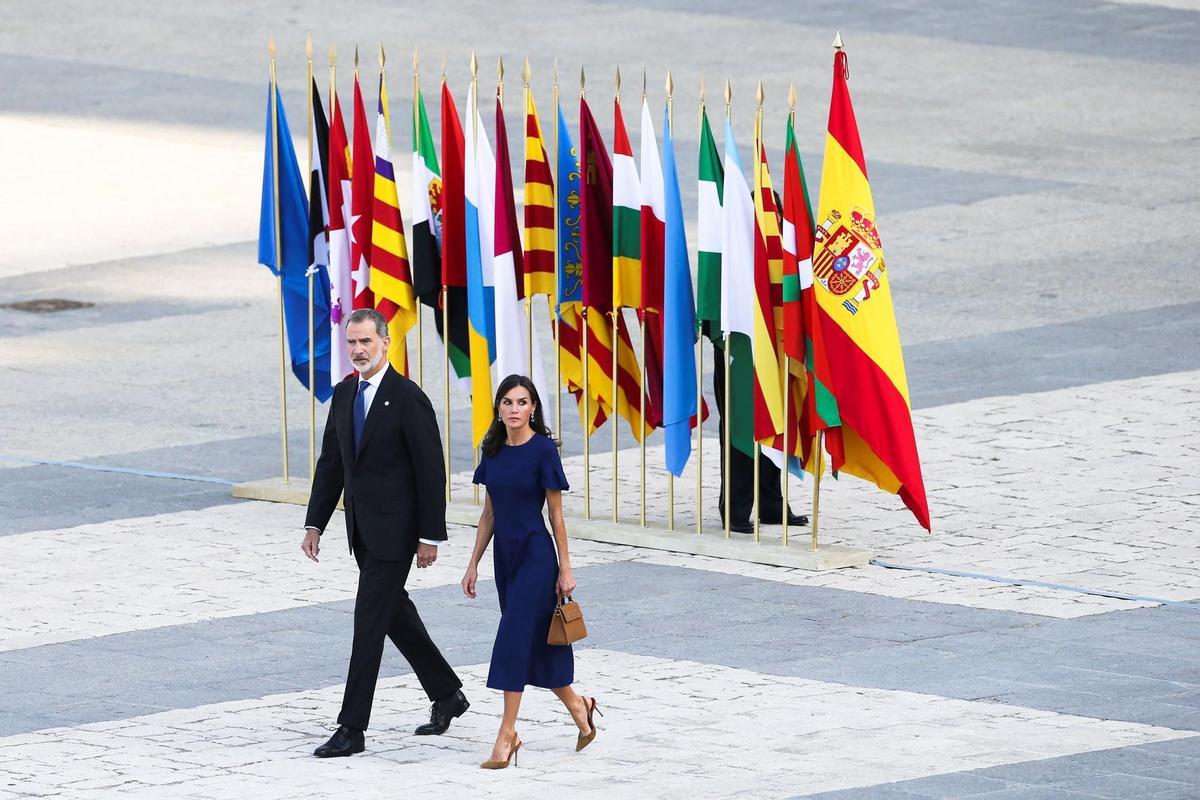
[696,108,723,344]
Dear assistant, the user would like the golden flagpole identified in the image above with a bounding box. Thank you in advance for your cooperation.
[783,82,798,548]
[812,431,824,551]
[722,79,732,538]
[440,55,452,505]
[552,59,562,441]
[471,49,480,507]
[812,33,847,550]
[696,76,705,536]
[581,65,592,520]
[638,68,647,529]
[306,35,317,481]
[522,58,534,378]
[269,35,290,484]
[413,47,424,389]
[611,64,621,525]
[752,81,763,545]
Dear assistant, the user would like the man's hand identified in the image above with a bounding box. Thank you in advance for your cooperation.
[416,542,438,569]
[301,528,321,562]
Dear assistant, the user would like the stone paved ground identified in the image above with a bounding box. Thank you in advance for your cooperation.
[3,0,1200,797]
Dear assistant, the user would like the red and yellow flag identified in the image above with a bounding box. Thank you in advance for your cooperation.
[751,117,786,448]
[369,70,415,375]
[523,92,556,297]
[813,49,929,529]
[579,96,649,442]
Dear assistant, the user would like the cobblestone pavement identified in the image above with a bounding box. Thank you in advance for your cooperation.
[3,371,1199,797]
[3,0,1200,797]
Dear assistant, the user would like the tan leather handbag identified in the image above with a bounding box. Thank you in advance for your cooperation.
[548,595,588,645]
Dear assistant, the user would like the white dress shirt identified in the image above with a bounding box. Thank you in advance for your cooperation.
[307,363,442,548]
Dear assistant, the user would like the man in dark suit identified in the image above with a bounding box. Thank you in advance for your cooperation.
[302,308,468,758]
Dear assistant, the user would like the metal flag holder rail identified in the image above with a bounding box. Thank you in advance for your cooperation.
[243,33,879,572]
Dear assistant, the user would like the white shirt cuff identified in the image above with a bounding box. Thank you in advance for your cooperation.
[418,538,442,547]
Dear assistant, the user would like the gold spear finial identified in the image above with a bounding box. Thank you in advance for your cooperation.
[441,51,447,82]
[580,64,586,96]
[756,80,764,108]
[329,41,337,67]
[699,75,705,105]
[553,57,559,87]
[306,33,312,60]
[522,57,531,86]
[788,82,797,112]
[833,30,845,49]
[354,45,359,70]
[724,79,732,107]
[470,49,478,78]
[642,67,647,100]
[268,33,276,59]
[378,43,385,70]
[665,69,673,97]
[615,64,622,96]
[498,56,504,83]
[413,46,419,74]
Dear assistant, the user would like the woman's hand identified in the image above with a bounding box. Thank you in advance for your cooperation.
[557,566,576,597]
[462,563,478,599]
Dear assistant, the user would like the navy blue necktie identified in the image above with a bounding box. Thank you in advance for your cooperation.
[353,379,369,450]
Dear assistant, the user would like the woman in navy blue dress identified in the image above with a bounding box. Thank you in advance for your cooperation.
[461,374,601,769]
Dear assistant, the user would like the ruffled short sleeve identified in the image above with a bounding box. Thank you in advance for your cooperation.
[472,455,488,486]
[539,438,570,491]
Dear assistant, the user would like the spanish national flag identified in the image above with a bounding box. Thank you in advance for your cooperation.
[813,46,929,530]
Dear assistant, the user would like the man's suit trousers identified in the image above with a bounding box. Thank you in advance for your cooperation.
[337,534,462,731]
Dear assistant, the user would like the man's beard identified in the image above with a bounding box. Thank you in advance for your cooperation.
[354,351,383,374]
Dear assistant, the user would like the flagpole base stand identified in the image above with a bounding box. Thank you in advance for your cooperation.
[232,478,872,572]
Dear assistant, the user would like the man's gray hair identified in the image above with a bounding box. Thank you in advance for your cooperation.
[348,308,389,338]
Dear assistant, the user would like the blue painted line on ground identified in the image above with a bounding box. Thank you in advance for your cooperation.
[872,559,1200,612]
[0,455,237,486]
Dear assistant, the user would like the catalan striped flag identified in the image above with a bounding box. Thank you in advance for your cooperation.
[523,91,556,297]
[750,121,786,453]
[611,100,641,310]
[465,81,497,447]
[813,48,929,529]
[580,96,648,442]
[555,102,607,435]
[369,70,416,375]
[781,112,842,469]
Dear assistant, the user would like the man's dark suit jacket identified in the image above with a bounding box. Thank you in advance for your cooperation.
[305,365,447,561]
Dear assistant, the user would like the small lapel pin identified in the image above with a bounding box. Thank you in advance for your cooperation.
[384,400,390,406]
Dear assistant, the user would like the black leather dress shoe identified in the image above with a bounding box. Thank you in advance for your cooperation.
[759,511,810,526]
[314,725,364,758]
[727,520,754,534]
[415,689,470,736]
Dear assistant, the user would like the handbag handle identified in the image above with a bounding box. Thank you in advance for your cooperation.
[559,594,574,605]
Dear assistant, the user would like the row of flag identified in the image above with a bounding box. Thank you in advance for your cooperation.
[259,46,930,530]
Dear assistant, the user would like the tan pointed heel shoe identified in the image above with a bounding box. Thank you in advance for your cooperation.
[575,697,603,752]
[481,736,522,769]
